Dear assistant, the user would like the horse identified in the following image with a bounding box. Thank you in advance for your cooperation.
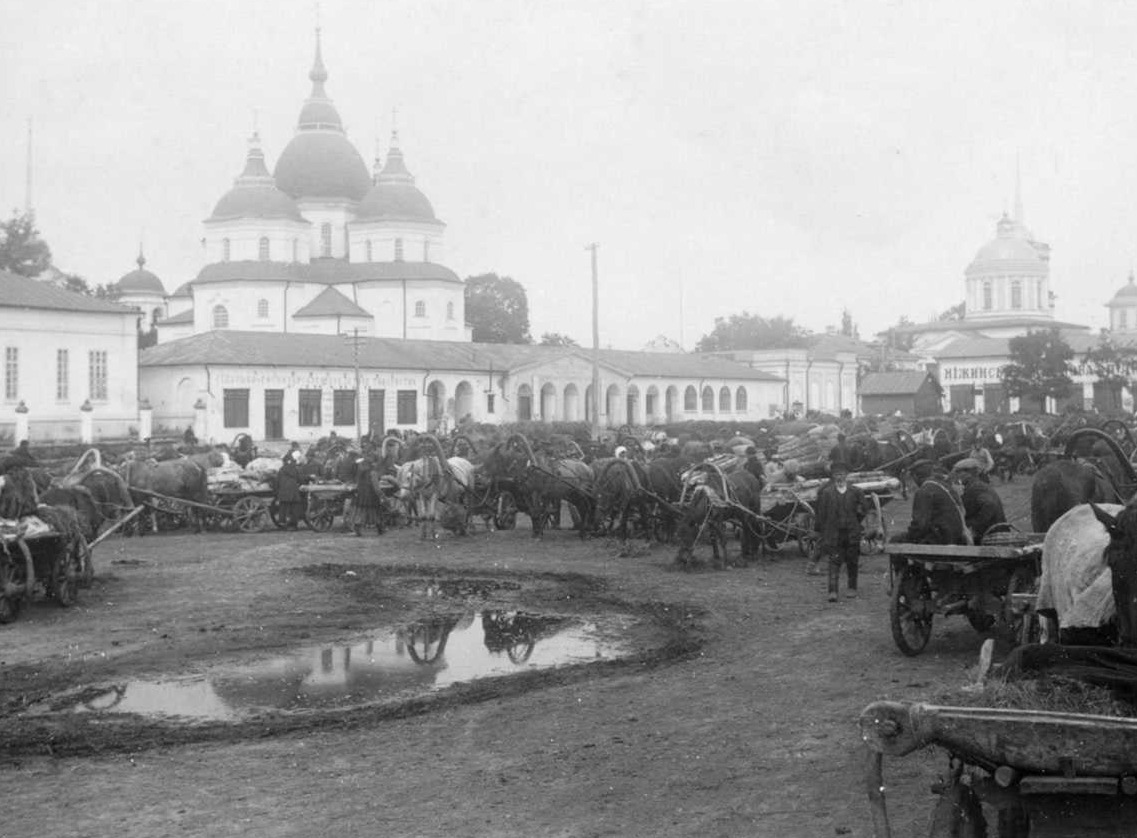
[1036,502,1137,646]
[481,434,594,539]
[118,456,210,532]
[675,468,764,569]
[395,434,475,539]
[1030,428,1135,533]
[592,458,649,541]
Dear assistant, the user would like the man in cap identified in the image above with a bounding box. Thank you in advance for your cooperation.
[904,459,968,545]
[952,458,1006,543]
[814,460,866,601]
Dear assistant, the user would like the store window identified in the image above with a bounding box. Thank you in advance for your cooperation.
[299,389,322,426]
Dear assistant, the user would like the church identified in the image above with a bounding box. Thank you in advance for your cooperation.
[137,34,785,443]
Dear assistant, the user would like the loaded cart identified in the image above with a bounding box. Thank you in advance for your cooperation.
[886,535,1044,656]
[861,699,1137,837]
[0,514,87,624]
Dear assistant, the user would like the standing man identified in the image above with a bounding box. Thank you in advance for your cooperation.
[275,452,304,531]
[815,461,866,602]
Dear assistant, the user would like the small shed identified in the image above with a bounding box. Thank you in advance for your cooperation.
[859,371,941,417]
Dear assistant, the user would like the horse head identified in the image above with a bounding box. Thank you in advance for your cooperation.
[1090,502,1137,647]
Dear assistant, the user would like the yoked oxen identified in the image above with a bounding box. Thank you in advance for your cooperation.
[1036,501,1137,647]
[481,434,594,539]
[119,456,210,533]
[1030,428,1134,533]
[395,434,476,538]
[675,466,764,569]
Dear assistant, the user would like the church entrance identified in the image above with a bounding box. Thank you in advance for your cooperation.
[264,389,284,440]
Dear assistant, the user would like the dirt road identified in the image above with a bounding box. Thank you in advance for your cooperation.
[0,480,1035,837]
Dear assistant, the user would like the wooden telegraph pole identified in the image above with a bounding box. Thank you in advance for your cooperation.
[586,243,600,441]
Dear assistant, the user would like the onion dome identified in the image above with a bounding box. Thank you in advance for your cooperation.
[273,30,370,202]
[356,130,439,222]
[116,249,165,294]
[209,133,304,222]
[1110,271,1137,303]
[965,213,1045,276]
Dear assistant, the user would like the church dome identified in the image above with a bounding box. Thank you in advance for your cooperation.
[1110,272,1137,303]
[356,133,438,222]
[966,214,1045,275]
[210,134,305,222]
[272,32,370,202]
[116,252,165,294]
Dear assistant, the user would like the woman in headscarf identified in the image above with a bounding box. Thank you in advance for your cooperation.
[352,456,385,536]
[275,452,304,531]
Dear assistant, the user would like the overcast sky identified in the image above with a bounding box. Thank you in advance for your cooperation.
[4,0,1137,349]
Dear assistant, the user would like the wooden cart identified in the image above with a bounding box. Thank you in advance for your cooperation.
[861,699,1137,837]
[886,538,1043,656]
[0,517,85,624]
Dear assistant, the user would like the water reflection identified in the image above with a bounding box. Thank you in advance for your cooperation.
[45,611,624,722]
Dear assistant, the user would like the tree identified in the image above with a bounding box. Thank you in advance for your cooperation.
[464,273,532,344]
[936,301,966,321]
[1083,337,1137,412]
[0,211,52,277]
[881,315,916,352]
[539,332,578,347]
[1000,327,1076,409]
[695,312,809,352]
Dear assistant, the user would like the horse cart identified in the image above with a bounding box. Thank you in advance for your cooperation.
[0,513,87,624]
[861,698,1137,836]
[129,483,274,533]
[299,481,355,532]
[887,534,1044,656]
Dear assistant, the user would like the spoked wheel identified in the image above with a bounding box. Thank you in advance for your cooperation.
[494,491,518,531]
[307,499,335,532]
[1004,566,1040,646]
[0,557,21,624]
[795,511,816,557]
[76,536,94,588]
[890,564,934,656]
[53,539,80,607]
[232,497,269,533]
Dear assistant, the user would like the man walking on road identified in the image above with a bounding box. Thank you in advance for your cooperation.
[815,460,865,602]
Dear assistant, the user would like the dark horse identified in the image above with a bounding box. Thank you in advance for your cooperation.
[1030,428,1135,533]
[481,434,594,539]
[675,468,764,569]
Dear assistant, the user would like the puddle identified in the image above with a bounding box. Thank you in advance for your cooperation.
[33,611,629,722]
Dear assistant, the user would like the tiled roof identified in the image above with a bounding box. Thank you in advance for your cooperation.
[192,259,461,287]
[0,270,136,315]
[293,287,371,318]
[859,371,932,396]
[139,331,784,381]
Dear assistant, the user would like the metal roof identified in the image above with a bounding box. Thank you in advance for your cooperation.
[858,371,933,395]
[0,270,137,315]
[140,330,785,381]
[192,259,461,287]
[293,287,371,318]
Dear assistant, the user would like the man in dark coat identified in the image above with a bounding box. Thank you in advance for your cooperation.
[904,459,969,545]
[352,457,385,536]
[954,458,1006,543]
[0,439,38,475]
[815,460,865,601]
[275,453,304,531]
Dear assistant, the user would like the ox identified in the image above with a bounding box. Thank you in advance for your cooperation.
[675,469,763,570]
[119,457,210,533]
[1036,502,1137,647]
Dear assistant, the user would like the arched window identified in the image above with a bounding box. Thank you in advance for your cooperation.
[735,386,748,412]
[257,299,269,319]
[222,238,230,262]
[414,300,426,318]
[446,301,454,320]
[1010,280,1022,309]
[701,386,714,412]
[365,240,373,262]
[982,281,993,311]
[683,386,697,411]
[719,386,731,412]
[258,237,270,261]
[395,238,404,261]
[212,305,229,329]
[320,223,332,257]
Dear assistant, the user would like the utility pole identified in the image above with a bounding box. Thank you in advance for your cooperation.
[586,243,600,441]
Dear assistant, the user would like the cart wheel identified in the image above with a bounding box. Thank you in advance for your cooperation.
[53,541,79,607]
[795,512,816,557]
[0,558,20,624]
[1004,567,1040,646]
[928,781,986,837]
[494,491,518,531]
[890,564,934,656]
[307,501,335,532]
[232,497,268,533]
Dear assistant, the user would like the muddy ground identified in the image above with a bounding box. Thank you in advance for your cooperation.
[1,480,1035,838]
